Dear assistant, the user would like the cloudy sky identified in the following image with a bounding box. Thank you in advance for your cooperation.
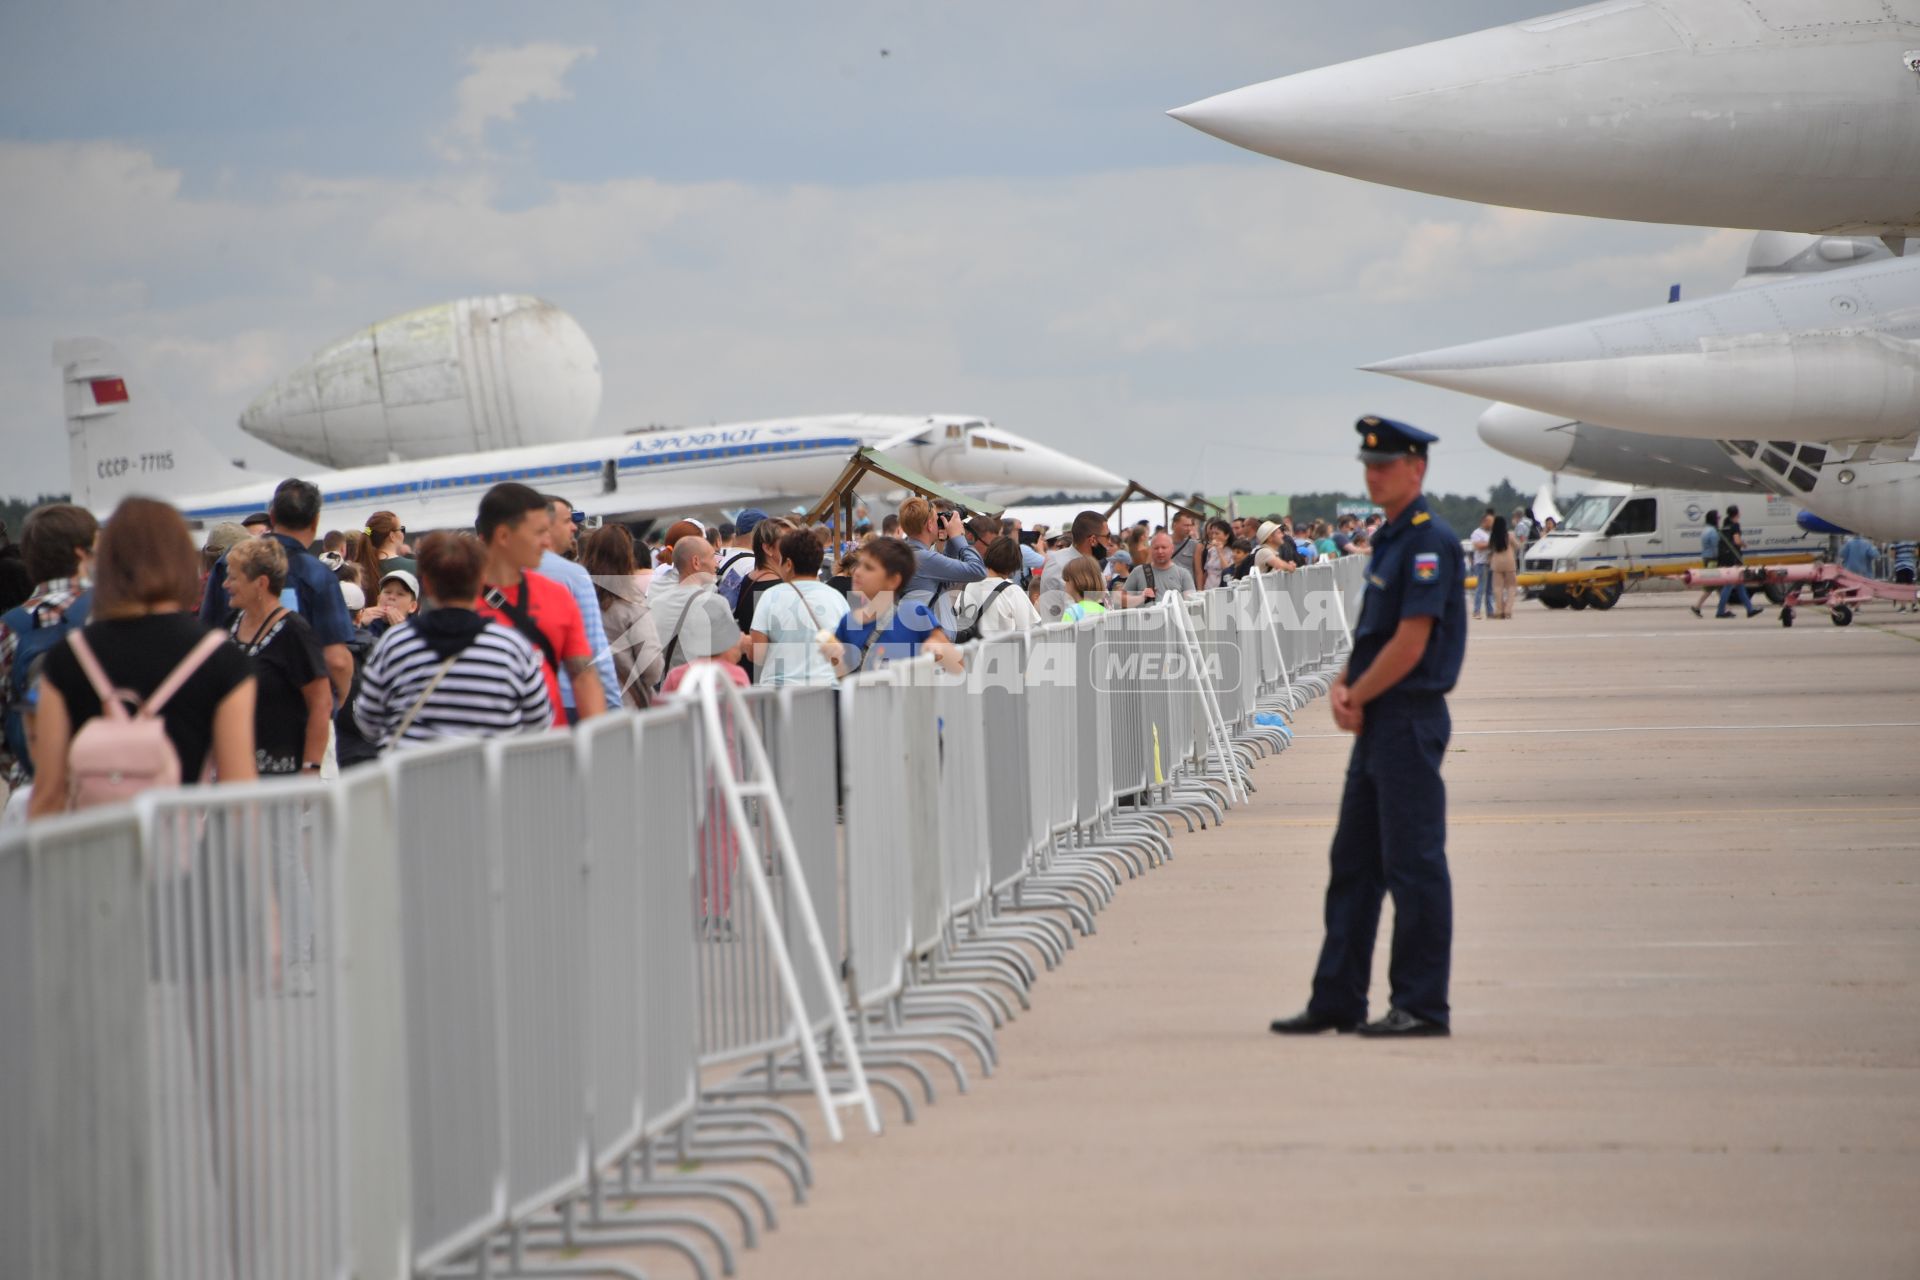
[0,0,1754,503]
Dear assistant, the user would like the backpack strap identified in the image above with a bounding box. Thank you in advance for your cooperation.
[488,582,561,672]
[64,630,133,721]
[970,580,1013,634]
[144,632,231,717]
[785,581,824,634]
[660,586,718,673]
[389,652,462,744]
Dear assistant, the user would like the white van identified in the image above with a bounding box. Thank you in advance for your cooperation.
[1521,489,1822,609]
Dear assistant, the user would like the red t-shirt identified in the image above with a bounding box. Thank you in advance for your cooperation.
[476,571,589,727]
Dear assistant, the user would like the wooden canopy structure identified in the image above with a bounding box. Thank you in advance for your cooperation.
[802,447,1005,571]
[1101,481,1210,529]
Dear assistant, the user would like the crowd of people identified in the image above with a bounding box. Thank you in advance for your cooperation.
[7,476,1903,824]
[1,481,1365,825]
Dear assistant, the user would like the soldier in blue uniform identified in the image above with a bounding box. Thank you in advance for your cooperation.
[1272,415,1467,1038]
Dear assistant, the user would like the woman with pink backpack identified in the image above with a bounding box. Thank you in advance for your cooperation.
[28,498,256,817]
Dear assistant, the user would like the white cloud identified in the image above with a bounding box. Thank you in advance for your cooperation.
[0,136,1744,503]
[442,42,596,160]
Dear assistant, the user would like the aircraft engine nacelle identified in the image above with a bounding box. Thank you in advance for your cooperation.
[240,295,602,468]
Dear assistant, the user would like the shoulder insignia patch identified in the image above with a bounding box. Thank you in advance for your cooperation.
[1413,552,1440,582]
[1411,512,1431,525]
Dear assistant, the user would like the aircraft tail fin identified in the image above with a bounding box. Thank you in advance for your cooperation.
[56,339,254,513]
[1532,475,1563,527]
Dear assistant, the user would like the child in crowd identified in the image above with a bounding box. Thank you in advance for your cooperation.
[357,568,420,637]
[1062,555,1109,622]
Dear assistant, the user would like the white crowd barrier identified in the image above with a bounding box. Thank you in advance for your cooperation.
[0,556,1367,1280]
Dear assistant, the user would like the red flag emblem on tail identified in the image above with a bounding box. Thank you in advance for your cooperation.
[89,378,129,405]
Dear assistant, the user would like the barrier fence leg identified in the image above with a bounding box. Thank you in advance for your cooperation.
[685,666,882,1141]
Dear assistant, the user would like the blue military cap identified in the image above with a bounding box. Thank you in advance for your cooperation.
[1356,414,1438,463]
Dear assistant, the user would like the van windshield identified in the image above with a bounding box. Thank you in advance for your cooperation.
[1561,495,1617,533]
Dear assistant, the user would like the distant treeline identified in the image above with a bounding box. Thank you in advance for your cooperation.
[0,494,72,548]
[1288,480,1533,533]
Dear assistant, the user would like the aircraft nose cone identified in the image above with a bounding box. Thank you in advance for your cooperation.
[1363,319,1613,403]
[1166,7,1876,233]
[1476,402,1576,472]
[1168,65,1375,172]
[1050,454,1125,494]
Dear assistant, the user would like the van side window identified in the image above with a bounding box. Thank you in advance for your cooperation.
[1608,497,1656,537]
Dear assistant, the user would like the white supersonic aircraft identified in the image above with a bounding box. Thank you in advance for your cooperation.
[56,338,1123,532]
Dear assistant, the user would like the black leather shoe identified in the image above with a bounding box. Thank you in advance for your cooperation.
[1356,1008,1449,1038]
[1269,1009,1361,1035]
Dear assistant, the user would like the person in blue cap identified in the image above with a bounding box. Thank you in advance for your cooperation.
[717,508,768,607]
[1272,415,1467,1039]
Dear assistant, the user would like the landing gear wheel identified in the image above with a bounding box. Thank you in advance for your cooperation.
[1830,604,1854,627]
[1780,606,1795,628]
[1540,591,1570,610]
[1587,582,1622,610]
[1763,583,1787,606]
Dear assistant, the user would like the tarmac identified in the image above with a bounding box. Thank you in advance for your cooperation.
[663,594,1919,1279]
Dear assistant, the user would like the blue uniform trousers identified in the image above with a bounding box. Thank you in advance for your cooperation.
[1308,693,1453,1026]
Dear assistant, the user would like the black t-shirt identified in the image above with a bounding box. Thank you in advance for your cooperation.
[731,575,783,681]
[1719,520,1745,565]
[229,609,327,773]
[39,612,254,783]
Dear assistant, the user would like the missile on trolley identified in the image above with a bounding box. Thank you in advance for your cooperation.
[1475,403,1766,492]
[240,295,603,468]
[1366,249,1920,447]
[1168,0,1920,236]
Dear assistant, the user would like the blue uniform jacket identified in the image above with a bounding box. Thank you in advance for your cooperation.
[1350,494,1466,700]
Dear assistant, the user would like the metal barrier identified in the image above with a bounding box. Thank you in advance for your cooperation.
[5,552,1371,1280]
[388,739,506,1274]
[0,807,154,1280]
[143,782,351,1280]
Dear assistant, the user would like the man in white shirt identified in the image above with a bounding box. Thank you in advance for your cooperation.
[1038,510,1112,620]
[959,537,1043,637]
[653,537,720,676]
[716,509,764,605]
[1469,509,1494,619]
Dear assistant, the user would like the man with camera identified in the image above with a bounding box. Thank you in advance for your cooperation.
[898,497,986,608]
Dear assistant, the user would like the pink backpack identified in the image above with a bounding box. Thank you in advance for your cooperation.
[63,629,228,810]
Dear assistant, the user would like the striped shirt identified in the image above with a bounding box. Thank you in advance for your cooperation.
[354,616,551,748]
[1895,542,1917,574]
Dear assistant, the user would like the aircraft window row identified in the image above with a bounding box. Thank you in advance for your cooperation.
[257,439,852,515]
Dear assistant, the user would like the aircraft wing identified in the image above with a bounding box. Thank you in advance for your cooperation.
[179,472,808,532]
[573,482,799,525]
[311,482,794,534]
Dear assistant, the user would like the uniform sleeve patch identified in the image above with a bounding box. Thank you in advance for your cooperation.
[1411,512,1431,525]
[1413,552,1440,582]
